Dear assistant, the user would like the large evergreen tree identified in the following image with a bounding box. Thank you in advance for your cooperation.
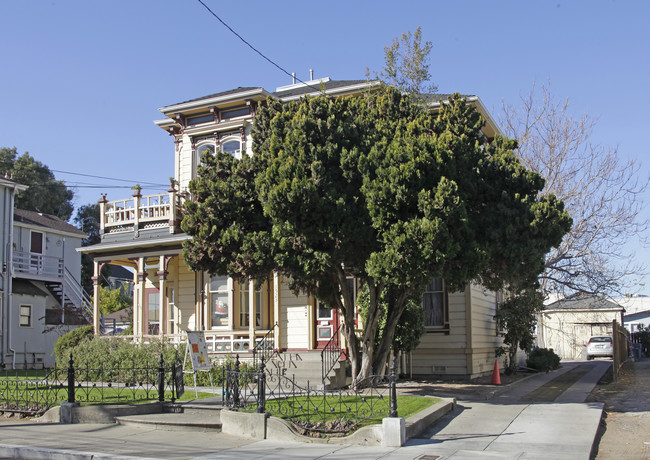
[182,87,571,381]
[0,147,74,220]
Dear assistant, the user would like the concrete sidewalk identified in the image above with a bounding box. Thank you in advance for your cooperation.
[0,360,611,460]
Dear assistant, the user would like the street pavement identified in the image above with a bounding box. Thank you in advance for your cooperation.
[0,360,610,460]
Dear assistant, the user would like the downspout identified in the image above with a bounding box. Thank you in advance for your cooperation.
[1,187,8,368]
[7,186,17,369]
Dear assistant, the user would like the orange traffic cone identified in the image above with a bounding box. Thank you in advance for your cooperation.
[491,359,502,385]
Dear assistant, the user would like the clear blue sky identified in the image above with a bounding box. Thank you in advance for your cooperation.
[1,1,649,291]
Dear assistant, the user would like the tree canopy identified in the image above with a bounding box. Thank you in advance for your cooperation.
[0,147,74,220]
[182,87,571,380]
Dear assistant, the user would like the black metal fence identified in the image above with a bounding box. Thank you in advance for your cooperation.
[225,355,398,434]
[0,353,184,415]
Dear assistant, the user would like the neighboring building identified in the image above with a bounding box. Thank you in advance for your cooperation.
[538,294,625,360]
[81,77,505,379]
[0,177,89,369]
[615,295,650,333]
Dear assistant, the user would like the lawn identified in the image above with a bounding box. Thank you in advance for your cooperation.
[261,394,438,430]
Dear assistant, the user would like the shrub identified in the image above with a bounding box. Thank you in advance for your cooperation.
[54,325,94,363]
[526,347,560,372]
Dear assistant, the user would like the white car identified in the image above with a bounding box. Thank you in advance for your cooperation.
[586,335,613,360]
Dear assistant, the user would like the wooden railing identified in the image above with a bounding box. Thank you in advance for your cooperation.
[99,189,182,236]
[12,251,63,280]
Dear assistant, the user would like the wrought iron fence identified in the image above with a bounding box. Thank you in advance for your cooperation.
[0,353,184,415]
[225,355,398,434]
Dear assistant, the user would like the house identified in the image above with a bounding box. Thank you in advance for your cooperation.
[537,294,625,360]
[615,295,650,333]
[80,77,505,379]
[0,177,89,369]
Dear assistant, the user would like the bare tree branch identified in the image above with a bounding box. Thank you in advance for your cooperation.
[501,81,649,297]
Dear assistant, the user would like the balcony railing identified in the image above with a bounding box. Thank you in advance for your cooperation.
[99,188,183,237]
[12,251,63,280]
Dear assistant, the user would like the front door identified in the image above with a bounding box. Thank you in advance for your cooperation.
[315,301,339,350]
[30,231,44,274]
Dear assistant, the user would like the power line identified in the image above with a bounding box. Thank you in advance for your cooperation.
[195,0,325,95]
[51,169,167,187]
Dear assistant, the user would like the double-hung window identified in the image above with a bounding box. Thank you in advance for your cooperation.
[422,278,448,329]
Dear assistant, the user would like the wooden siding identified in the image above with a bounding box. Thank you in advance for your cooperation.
[410,285,502,378]
[279,281,310,349]
[174,257,197,332]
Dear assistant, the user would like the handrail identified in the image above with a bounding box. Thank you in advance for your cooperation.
[252,322,279,367]
[12,251,63,279]
[321,322,343,384]
[63,268,94,319]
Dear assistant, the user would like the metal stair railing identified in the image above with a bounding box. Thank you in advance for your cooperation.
[252,322,279,368]
[321,322,343,385]
[63,268,94,320]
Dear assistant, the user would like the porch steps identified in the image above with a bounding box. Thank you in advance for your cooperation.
[114,400,223,432]
[268,350,348,390]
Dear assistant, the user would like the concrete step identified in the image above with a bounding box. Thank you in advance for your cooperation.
[115,406,222,432]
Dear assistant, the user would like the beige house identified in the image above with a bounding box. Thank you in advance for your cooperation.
[81,78,505,379]
[538,294,625,360]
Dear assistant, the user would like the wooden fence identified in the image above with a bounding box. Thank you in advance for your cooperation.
[612,319,629,382]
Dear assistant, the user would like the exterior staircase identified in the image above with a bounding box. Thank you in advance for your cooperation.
[266,350,349,390]
[43,268,94,324]
[115,400,222,432]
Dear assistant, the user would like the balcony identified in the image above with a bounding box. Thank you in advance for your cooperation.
[99,188,183,237]
[12,251,63,282]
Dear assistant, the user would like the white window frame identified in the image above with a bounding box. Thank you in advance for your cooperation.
[19,304,32,327]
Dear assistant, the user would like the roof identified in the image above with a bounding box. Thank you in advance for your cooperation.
[104,308,130,323]
[546,294,625,312]
[14,209,85,236]
[0,176,28,191]
[273,79,373,99]
[12,279,49,297]
[162,87,264,109]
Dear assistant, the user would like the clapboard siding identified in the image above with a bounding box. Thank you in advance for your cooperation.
[280,282,310,349]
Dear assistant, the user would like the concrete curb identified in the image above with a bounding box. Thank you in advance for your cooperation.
[223,397,455,446]
[405,397,456,439]
[38,402,164,424]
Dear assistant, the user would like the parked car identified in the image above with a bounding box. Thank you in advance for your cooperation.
[586,335,613,360]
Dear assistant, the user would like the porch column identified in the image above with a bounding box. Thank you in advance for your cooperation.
[157,255,173,336]
[249,279,256,350]
[273,271,281,350]
[91,261,101,336]
[157,256,167,336]
[135,257,148,339]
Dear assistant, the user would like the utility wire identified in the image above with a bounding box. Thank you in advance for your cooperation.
[195,0,325,95]
[51,169,167,187]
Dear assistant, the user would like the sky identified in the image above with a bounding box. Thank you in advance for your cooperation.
[1,0,649,292]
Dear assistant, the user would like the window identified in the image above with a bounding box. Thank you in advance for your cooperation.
[222,140,242,160]
[195,139,242,164]
[210,276,229,327]
[239,280,263,328]
[221,107,250,119]
[422,278,447,328]
[196,143,215,162]
[19,305,31,327]
[187,113,214,126]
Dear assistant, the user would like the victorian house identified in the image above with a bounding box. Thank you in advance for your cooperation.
[81,77,506,379]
